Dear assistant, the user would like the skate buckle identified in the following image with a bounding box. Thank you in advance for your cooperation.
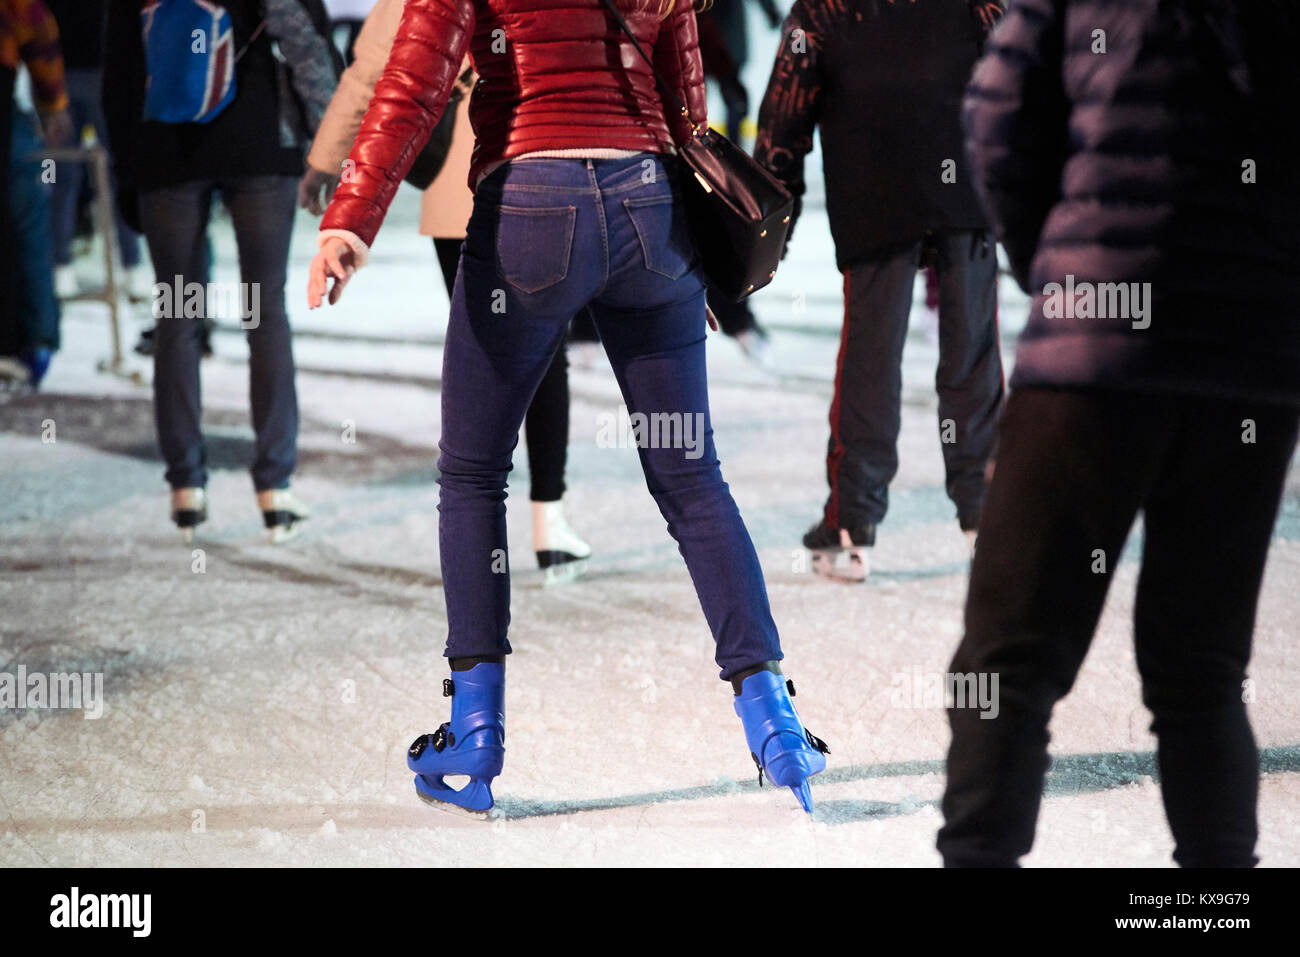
[443,678,455,697]
[430,724,455,753]
[787,679,796,697]
[806,729,830,755]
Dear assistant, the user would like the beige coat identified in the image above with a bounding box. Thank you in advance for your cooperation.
[307,0,475,239]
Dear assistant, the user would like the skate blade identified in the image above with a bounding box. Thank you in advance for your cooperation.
[267,523,304,545]
[413,772,495,813]
[765,743,826,814]
[542,558,589,586]
[790,779,814,814]
[415,786,492,821]
[810,550,868,582]
[180,528,194,545]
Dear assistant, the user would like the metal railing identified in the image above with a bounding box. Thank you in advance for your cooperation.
[34,143,143,385]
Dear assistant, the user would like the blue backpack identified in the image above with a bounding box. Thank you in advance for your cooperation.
[140,1,266,124]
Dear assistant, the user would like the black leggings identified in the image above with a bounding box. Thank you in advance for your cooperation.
[435,237,568,502]
[938,387,1300,867]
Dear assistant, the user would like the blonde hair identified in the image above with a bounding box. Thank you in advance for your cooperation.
[624,0,712,18]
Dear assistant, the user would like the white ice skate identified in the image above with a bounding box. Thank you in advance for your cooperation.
[534,500,590,585]
[259,489,310,544]
[55,265,81,300]
[170,487,207,544]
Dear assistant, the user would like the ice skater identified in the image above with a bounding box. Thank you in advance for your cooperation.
[103,0,338,543]
[307,0,828,814]
[755,0,1006,581]
[939,0,1300,866]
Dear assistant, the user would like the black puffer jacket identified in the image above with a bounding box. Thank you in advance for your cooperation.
[965,0,1300,406]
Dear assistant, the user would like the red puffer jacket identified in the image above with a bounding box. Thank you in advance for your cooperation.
[321,0,707,248]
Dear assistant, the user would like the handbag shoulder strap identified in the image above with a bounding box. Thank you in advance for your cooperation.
[597,0,698,132]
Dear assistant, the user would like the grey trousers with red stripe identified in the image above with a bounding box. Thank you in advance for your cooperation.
[824,231,1003,532]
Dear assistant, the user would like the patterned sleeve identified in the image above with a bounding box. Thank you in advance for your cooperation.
[753,0,825,237]
[972,1,1006,37]
[265,0,338,135]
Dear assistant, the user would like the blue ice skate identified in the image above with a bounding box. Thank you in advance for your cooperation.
[407,662,505,812]
[734,670,829,813]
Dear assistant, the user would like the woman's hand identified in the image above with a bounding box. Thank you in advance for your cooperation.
[308,238,357,308]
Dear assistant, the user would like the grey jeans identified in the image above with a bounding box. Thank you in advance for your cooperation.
[826,231,1003,531]
[139,176,299,491]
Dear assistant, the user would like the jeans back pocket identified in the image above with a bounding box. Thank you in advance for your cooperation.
[623,194,696,280]
[495,205,577,293]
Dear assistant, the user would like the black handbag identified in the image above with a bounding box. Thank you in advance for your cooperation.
[599,0,795,302]
[404,67,474,191]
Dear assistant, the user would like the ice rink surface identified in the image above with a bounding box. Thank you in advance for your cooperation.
[2,21,1298,867]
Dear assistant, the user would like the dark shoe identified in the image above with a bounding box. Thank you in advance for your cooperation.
[803,518,876,582]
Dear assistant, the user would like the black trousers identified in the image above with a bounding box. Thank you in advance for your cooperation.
[435,237,568,502]
[826,231,1003,531]
[939,387,1300,867]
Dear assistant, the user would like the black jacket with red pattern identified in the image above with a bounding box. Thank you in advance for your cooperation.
[755,0,1003,269]
[321,0,707,249]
